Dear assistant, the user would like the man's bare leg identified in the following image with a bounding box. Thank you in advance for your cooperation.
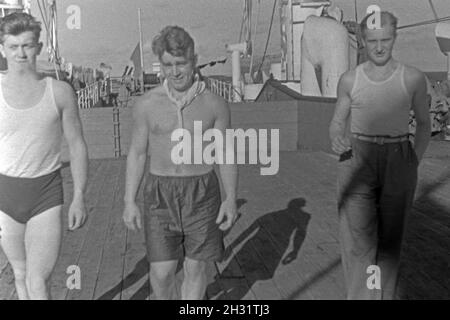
[24,206,62,300]
[181,258,207,300]
[0,210,29,300]
[150,260,178,299]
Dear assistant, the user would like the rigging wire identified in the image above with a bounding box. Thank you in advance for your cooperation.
[255,0,277,78]
[428,0,439,21]
[249,0,261,79]
[238,9,245,43]
[398,15,450,30]
[37,0,61,78]
[37,0,49,34]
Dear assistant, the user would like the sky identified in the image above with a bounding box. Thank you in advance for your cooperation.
[31,0,450,77]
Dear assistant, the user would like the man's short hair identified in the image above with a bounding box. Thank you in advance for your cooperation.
[360,11,398,38]
[152,26,195,60]
[0,12,42,44]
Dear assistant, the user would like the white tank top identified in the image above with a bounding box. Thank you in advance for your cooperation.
[350,62,412,136]
[0,76,62,178]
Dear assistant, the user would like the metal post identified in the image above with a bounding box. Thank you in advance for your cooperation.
[447,54,450,81]
[138,8,145,94]
[113,106,121,158]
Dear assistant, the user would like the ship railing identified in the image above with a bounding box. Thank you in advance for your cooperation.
[77,78,111,109]
[206,77,234,102]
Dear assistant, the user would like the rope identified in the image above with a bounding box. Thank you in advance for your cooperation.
[398,16,450,30]
[428,0,439,21]
[249,0,261,79]
[37,0,50,34]
[256,0,277,78]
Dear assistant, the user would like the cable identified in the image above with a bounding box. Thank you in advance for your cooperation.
[238,7,245,43]
[256,0,277,78]
[398,16,450,30]
[249,0,261,78]
[428,0,439,21]
[37,0,50,34]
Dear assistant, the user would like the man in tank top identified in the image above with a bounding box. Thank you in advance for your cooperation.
[329,11,430,299]
[0,13,88,299]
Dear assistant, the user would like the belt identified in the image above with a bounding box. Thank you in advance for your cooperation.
[352,133,410,145]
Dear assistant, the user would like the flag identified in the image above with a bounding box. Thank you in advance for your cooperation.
[241,0,252,44]
[130,42,142,78]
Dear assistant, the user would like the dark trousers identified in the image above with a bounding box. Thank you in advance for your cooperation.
[337,138,418,299]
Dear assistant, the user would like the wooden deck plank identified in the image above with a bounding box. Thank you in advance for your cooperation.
[50,160,110,300]
[66,160,121,300]
[231,189,314,300]
[215,159,344,299]
[120,187,150,300]
[398,152,450,299]
[120,227,149,300]
[250,192,318,300]
[2,141,450,300]
[93,161,128,300]
[270,152,345,299]
[213,166,273,300]
[50,160,103,299]
[223,166,295,300]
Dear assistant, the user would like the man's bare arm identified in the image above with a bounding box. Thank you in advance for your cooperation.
[57,81,89,229]
[124,96,149,205]
[329,71,354,154]
[214,97,238,231]
[408,68,431,161]
[58,82,88,201]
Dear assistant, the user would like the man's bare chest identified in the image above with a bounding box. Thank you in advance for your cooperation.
[148,101,215,137]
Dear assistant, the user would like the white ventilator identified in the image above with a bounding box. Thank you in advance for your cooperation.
[435,22,450,80]
[301,15,349,97]
[279,1,330,81]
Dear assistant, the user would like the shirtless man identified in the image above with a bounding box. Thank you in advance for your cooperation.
[123,26,238,300]
[329,11,430,299]
[0,13,88,299]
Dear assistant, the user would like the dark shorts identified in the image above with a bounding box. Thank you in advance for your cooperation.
[143,170,224,263]
[0,170,64,224]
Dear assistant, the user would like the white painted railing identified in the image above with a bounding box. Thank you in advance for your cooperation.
[207,78,234,102]
[76,78,111,109]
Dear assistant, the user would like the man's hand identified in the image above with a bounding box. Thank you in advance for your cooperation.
[282,251,297,265]
[331,136,351,155]
[329,71,353,155]
[123,202,142,231]
[68,196,87,231]
[216,198,237,231]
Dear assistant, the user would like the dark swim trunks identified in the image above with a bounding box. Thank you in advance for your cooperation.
[0,170,64,224]
[143,170,224,263]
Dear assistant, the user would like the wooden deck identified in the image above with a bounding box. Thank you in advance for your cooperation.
[1,142,450,300]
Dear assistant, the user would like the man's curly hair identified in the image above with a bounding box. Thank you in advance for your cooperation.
[0,12,42,44]
[152,26,195,61]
